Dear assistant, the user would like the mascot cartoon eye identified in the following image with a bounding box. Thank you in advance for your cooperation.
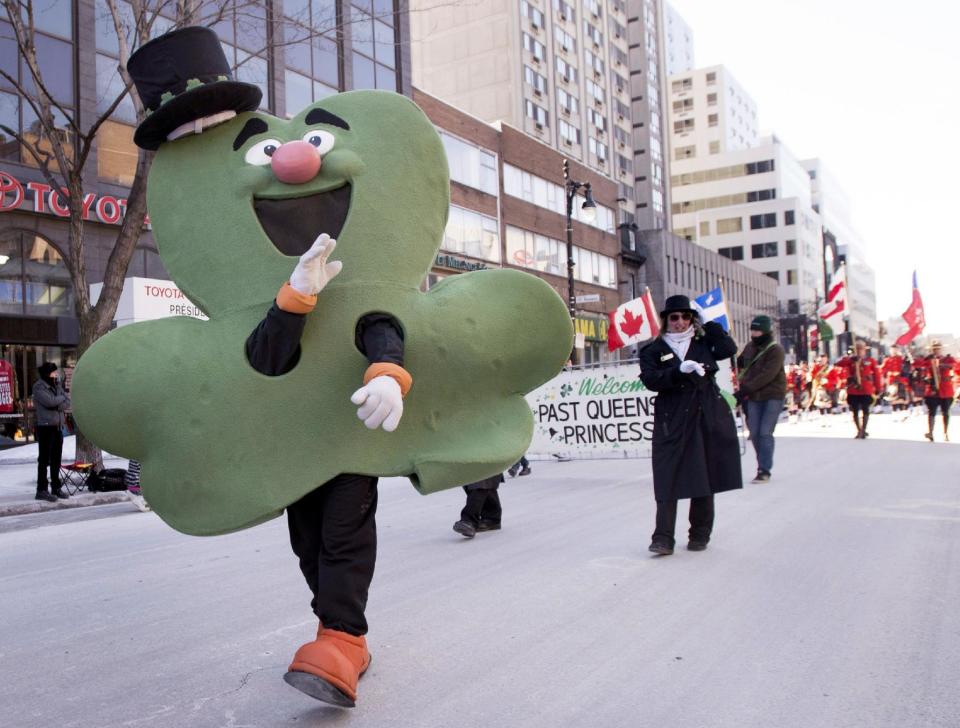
[244,139,283,166]
[301,130,335,156]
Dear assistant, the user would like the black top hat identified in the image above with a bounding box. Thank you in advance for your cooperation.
[660,294,697,318]
[128,26,263,150]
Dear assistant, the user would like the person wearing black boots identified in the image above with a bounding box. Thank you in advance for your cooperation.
[452,473,504,538]
[507,455,530,477]
[33,362,70,502]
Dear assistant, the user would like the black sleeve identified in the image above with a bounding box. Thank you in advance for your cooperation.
[638,342,682,392]
[355,313,404,366]
[246,306,405,377]
[245,303,307,376]
[703,321,738,361]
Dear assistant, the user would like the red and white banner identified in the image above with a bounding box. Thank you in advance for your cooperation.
[607,289,660,352]
[817,264,847,324]
[0,360,15,414]
[894,271,925,346]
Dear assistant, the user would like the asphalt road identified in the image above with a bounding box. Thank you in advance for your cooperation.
[2,416,958,728]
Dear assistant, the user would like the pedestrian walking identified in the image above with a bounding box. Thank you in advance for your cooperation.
[507,455,530,477]
[33,362,70,502]
[639,295,742,555]
[452,473,504,538]
[736,316,786,483]
[917,340,957,442]
[836,341,882,438]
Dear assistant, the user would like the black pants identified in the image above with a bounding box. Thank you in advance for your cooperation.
[848,394,872,433]
[925,397,952,432]
[36,425,63,493]
[460,485,501,527]
[286,474,378,637]
[652,496,714,547]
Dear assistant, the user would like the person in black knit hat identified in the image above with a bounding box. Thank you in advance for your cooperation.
[33,362,70,501]
[736,315,786,483]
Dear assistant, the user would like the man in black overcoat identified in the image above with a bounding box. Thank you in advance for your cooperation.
[638,295,743,555]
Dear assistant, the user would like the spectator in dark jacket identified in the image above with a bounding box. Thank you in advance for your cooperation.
[736,316,787,483]
[33,362,70,501]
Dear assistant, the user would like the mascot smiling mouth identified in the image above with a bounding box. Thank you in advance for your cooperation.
[254,184,352,257]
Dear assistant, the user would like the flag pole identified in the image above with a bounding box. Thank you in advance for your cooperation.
[718,277,735,342]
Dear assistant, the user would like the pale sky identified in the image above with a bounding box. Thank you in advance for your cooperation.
[669,0,960,335]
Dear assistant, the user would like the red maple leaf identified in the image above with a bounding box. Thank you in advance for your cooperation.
[620,307,645,337]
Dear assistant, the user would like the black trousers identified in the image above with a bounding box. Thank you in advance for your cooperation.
[925,397,952,431]
[652,496,714,547]
[36,425,63,493]
[460,485,502,527]
[286,474,378,637]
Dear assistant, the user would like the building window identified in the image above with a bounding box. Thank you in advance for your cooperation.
[282,0,341,101]
[707,92,717,106]
[610,46,628,69]
[751,242,778,258]
[706,71,716,84]
[708,140,720,154]
[524,32,546,60]
[613,125,630,146]
[553,0,576,22]
[672,98,694,114]
[587,107,606,132]
[503,164,615,232]
[525,99,549,127]
[699,220,710,237]
[588,136,608,162]
[558,119,581,145]
[583,21,604,47]
[718,246,744,261]
[617,153,632,175]
[443,206,501,263]
[439,131,498,195]
[0,230,73,316]
[749,213,777,230]
[707,113,718,127]
[520,0,545,27]
[785,239,796,255]
[611,69,627,94]
[784,210,795,225]
[674,145,695,160]
[585,49,604,75]
[557,88,579,115]
[671,77,692,92]
[554,26,576,53]
[765,271,780,282]
[747,189,776,202]
[555,55,578,84]
[786,269,797,285]
[524,65,547,94]
[746,159,775,174]
[673,118,695,134]
[505,226,617,288]
[348,3,396,91]
[585,78,604,103]
[717,217,742,234]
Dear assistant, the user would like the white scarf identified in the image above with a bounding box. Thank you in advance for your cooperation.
[663,327,695,360]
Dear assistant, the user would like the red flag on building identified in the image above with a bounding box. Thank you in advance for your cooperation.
[608,289,660,352]
[894,271,925,346]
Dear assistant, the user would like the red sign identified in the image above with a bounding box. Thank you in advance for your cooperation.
[0,169,150,227]
[0,360,15,414]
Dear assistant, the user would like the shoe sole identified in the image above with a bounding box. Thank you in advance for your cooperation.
[283,656,371,709]
[452,523,475,538]
[648,546,674,555]
[687,543,708,551]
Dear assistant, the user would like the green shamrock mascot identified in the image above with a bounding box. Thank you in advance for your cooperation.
[72,26,572,708]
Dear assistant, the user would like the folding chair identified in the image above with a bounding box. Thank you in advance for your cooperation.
[59,462,94,495]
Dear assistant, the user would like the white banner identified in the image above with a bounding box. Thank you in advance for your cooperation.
[91,277,208,327]
[525,359,738,460]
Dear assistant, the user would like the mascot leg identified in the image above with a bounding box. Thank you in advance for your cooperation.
[285,474,377,707]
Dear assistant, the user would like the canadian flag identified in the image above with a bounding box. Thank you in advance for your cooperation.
[817,264,847,324]
[607,289,660,352]
[894,271,925,346]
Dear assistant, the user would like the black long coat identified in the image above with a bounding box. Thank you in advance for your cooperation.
[639,322,743,501]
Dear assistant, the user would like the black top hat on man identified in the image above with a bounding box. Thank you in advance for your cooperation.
[128,26,262,150]
[660,294,697,318]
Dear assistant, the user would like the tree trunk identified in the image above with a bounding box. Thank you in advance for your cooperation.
[73,311,105,469]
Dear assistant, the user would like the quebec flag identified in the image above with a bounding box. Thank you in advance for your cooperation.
[693,286,730,332]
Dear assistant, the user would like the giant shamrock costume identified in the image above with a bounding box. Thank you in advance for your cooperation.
[71,59,571,538]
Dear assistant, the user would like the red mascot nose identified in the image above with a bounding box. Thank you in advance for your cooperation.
[271,140,322,184]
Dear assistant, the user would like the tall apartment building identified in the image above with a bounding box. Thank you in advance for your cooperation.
[661,2,693,79]
[0,0,410,405]
[409,0,636,225]
[669,65,758,160]
[801,159,878,343]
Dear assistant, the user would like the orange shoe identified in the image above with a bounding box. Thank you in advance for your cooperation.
[284,625,371,707]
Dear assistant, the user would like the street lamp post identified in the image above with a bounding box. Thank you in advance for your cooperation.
[563,159,596,366]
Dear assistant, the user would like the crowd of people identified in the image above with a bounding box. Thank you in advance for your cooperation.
[783,340,958,441]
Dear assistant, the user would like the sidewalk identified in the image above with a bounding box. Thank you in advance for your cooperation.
[0,436,131,516]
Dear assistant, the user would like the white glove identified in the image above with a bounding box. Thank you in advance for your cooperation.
[680,360,705,377]
[289,233,343,295]
[350,376,403,432]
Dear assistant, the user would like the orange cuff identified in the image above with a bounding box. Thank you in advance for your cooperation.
[364,363,413,397]
[276,282,317,314]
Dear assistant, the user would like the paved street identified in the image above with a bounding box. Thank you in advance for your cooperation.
[1,413,958,728]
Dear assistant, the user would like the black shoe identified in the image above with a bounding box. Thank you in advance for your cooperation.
[507,467,519,477]
[687,541,709,551]
[648,542,674,556]
[35,491,57,502]
[52,489,69,500]
[925,432,934,442]
[518,467,531,476]
[476,520,501,532]
[452,520,476,538]
[750,471,771,484]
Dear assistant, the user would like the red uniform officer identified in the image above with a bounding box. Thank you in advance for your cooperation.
[880,347,909,410]
[916,340,957,442]
[810,356,831,413]
[835,340,882,439]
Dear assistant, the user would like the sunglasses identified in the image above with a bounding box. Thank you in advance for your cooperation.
[668,312,693,322]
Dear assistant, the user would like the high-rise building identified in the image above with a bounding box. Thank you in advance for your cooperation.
[661,1,693,78]
[801,159,878,344]
[409,0,636,223]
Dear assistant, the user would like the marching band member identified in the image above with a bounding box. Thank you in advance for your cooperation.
[917,340,957,442]
[836,340,882,439]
